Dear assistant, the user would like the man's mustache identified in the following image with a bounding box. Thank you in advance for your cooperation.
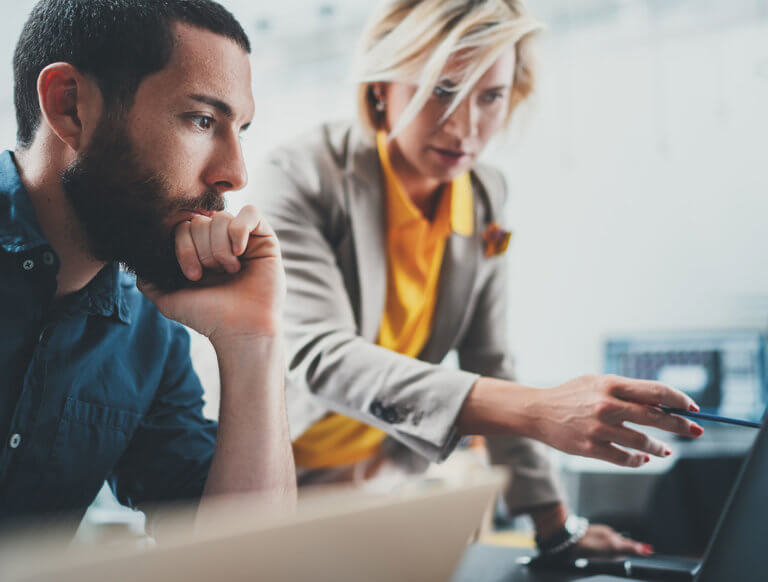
[173,190,226,213]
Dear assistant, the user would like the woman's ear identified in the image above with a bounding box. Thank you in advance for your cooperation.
[371,82,388,104]
[370,82,390,132]
[36,62,101,152]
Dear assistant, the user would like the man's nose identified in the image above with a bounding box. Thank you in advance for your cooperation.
[205,133,248,194]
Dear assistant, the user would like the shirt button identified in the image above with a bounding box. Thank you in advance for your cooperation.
[9,434,22,449]
[22,259,35,271]
[42,251,55,266]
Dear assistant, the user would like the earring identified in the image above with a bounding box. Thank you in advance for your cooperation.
[375,98,386,113]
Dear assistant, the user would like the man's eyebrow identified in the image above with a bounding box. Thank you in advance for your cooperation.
[188,93,233,119]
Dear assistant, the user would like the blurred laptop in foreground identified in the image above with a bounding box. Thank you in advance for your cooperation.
[1,468,505,582]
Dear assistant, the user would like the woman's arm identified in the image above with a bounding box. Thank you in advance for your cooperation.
[257,154,702,469]
[256,155,479,462]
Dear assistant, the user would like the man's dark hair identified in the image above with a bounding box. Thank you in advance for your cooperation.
[13,0,251,148]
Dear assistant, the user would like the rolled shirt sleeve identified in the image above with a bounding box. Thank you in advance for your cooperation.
[109,324,216,509]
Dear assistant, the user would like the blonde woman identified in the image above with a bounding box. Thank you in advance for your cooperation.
[257,0,702,557]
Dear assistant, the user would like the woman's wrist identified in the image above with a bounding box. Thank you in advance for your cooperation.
[456,377,541,437]
[535,515,590,557]
[529,502,569,538]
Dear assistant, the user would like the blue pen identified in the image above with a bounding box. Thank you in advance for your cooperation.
[658,405,761,429]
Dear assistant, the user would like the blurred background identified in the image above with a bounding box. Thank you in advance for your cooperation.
[1,0,767,555]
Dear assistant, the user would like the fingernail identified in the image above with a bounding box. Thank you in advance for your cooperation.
[689,403,700,412]
[664,449,672,456]
[690,425,703,436]
[643,455,650,464]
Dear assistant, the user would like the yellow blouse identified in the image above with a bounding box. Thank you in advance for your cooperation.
[291,132,474,469]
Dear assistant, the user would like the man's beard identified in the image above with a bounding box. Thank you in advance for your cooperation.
[61,117,224,291]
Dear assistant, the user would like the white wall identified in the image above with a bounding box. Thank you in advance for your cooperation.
[1,1,766,402]
[490,5,768,385]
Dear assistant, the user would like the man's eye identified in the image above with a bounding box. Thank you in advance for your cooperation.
[190,115,215,131]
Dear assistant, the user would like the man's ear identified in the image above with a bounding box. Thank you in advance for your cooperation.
[37,62,101,152]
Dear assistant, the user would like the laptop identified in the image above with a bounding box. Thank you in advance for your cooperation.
[544,413,768,581]
[1,468,506,582]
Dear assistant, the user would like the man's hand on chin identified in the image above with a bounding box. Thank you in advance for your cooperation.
[138,204,285,344]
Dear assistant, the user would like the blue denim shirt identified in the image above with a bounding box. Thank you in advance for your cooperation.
[0,150,216,527]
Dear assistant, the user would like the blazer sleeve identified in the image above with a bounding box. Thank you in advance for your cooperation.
[255,156,479,463]
[457,172,565,513]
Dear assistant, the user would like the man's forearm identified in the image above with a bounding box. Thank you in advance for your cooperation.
[200,332,296,513]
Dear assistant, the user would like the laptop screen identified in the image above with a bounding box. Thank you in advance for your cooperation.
[697,410,768,582]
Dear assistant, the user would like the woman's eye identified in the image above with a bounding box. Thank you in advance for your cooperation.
[432,86,453,100]
[190,115,215,131]
[481,93,504,104]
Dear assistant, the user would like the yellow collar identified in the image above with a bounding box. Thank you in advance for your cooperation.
[376,131,474,236]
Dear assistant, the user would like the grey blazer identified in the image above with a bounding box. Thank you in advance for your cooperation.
[255,122,562,511]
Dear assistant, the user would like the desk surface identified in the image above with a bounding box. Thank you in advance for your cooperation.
[452,545,653,582]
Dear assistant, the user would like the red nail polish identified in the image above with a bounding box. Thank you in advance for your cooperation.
[664,449,672,456]
[690,425,703,436]
[689,403,700,412]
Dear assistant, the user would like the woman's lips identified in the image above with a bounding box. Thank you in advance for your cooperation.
[429,146,471,166]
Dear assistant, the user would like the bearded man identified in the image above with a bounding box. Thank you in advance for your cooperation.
[0,0,295,530]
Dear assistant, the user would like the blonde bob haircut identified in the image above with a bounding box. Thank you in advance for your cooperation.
[354,0,544,140]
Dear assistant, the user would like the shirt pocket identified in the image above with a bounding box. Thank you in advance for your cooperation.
[46,397,143,506]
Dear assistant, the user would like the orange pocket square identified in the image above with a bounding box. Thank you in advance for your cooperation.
[482,222,512,257]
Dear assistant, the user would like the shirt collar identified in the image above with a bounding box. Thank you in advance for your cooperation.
[376,132,475,237]
[0,150,131,324]
[77,263,133,325]
[0,150,48,253]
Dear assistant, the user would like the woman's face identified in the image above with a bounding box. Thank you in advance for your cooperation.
[380,46,516,183]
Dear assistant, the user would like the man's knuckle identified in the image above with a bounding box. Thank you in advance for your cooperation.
[229,220,247,235]
[212,245,230,261]
[175,242,194,259]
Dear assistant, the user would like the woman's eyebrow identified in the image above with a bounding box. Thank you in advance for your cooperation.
[483,85,511,92]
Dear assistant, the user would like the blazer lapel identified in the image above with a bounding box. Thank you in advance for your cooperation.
[419,223,479,363]
[420,171,493,361]
[343,130,387,342]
